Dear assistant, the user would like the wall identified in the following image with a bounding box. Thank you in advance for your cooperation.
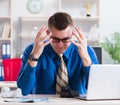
[101,0,120,63]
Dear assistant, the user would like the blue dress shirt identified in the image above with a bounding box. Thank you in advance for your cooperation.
[17,43,99,95]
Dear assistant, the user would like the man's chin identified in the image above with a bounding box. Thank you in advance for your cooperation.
[56,50,65,54]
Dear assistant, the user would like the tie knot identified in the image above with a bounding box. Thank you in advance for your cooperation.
[58,54,63,58]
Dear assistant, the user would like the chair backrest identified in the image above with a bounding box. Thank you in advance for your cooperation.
[92,47,102,64]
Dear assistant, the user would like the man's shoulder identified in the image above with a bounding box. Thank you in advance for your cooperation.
[87,45,94,51]
[23,43,34,55]
[87,45,97,55]
[25,43,34,51]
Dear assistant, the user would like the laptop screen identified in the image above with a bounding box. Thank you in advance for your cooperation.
[86,64,120,100]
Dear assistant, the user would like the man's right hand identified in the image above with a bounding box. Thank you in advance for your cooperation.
[28,27,52,67]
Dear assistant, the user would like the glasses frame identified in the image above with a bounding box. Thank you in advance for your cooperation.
[51,36,71,43]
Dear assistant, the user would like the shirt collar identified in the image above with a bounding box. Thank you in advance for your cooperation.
[47,43,74,60]
[46,44,58,58]
[63,43,74,60]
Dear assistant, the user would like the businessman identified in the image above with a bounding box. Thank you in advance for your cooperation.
[17,12,99,95]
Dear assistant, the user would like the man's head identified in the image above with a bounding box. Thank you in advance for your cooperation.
[48,12,73,30]
[48,12,74,54]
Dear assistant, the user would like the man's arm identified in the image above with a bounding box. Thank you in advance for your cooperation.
[17,44,37,95]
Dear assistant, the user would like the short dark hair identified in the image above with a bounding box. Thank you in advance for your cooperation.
[48,12,73,30]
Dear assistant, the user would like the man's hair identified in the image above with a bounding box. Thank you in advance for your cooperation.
[48,12,73,30]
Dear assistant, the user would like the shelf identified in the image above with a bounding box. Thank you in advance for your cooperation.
[19,16,48,21]
[0,16,11,19]
[87,39,100,46]
[73,17,99,21]
[18,34,35,38]
[0,38,11,41]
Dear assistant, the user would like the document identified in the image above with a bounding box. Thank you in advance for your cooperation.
[3,97,48,103]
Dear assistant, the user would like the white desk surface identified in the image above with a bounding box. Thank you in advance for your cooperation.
[0,94,120,105]
[0,81,17,88]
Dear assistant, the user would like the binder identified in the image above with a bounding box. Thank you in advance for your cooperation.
[0,64,4,81]
[2,43,11,59]
[6,43,11,58]
[2,43,7,59]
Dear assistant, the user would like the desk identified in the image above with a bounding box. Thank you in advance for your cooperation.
[0,94,120,105]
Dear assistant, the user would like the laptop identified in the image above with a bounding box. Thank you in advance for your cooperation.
[77,64,120,100]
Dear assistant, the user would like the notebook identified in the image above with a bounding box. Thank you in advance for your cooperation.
[77,64,120,100]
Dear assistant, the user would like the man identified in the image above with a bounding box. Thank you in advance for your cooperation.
[17,12,99,95]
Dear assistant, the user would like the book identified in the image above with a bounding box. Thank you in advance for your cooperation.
[2,25,11,38]
[88,26,100,40]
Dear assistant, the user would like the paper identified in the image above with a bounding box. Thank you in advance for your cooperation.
[3,97,48,103]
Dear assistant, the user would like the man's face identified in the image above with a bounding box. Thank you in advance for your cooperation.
[50,26,73,54]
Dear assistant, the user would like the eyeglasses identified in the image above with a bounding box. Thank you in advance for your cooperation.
[51,36,71,43]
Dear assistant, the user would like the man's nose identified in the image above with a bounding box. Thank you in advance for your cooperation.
[58,40,64,46]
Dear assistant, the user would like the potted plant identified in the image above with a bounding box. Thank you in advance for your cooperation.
[100,32,120,63]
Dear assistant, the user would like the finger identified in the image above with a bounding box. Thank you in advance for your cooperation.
[43,33,52,43]
[74,27,85,39]
[72,32,83,44]
[73,28,81,42]
[36,27,47,40]
[71,39,81,48]
[40,29,52,42]
[37,28,50,43]
[44,39,52,46]
[38,27,48,39]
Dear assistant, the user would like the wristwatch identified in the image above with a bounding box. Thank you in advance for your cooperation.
[28,53,39,61]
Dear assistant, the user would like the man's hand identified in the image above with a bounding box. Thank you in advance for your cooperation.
[71,27,91,66]
[31,27,52,58]
[28,27,52,67]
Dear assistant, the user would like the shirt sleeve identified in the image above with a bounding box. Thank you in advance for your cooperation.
[82,46,99,89]
[17,44,37,95]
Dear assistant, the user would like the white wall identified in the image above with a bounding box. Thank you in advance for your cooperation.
[101,0,120,63]
[101,0,120,37]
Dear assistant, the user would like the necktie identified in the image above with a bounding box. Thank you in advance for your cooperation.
[56,54,68,94]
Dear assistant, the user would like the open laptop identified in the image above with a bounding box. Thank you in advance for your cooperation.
[78,64,120,100]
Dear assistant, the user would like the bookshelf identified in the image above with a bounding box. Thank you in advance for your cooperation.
[0,0,12,81]
[0,0,11,60]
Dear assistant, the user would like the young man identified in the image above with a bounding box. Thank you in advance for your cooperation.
[17,12,99,95]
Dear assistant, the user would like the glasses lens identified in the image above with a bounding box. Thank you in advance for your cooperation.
[51,37,60,43]
[62,37,71,43]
